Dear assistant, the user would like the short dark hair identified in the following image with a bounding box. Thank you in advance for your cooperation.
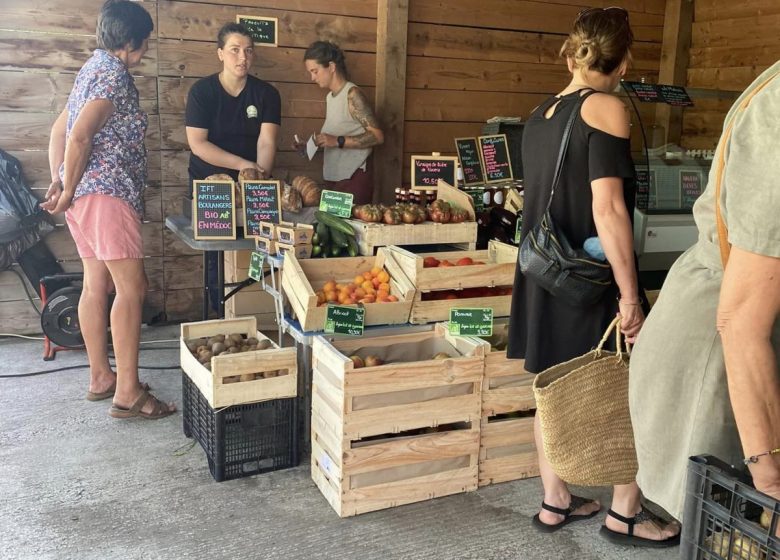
[96,0,154,51]
[217,23,253,49]
[304,41,349,81]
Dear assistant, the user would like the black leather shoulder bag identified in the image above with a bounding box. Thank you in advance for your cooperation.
[518,92,613,307]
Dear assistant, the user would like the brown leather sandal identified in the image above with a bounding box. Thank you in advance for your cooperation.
[109,390,176,420]
[87,381,150,401]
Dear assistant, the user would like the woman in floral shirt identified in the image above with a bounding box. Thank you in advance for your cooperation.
[43,0,174,419]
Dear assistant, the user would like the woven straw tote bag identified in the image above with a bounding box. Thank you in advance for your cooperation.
[532,317,638,486]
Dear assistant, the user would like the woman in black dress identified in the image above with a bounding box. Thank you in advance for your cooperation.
[507,8,678,546]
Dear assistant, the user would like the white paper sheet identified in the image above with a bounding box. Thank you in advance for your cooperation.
[306,134,318,160]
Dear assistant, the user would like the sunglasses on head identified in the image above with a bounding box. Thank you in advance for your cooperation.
[576,6,629,23]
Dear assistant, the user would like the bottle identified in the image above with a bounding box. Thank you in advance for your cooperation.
[394,188,402,204]
[425,190,436,205]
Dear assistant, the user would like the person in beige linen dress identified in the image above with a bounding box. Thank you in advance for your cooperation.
[629,61,780,523]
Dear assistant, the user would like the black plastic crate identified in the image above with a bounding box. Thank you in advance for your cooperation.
[682,455,779,559]
[182,372,299,482]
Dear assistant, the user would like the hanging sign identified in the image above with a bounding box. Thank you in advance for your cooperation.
[455,137,485,185]
[193,180,236,240]
[319,190,353,218]
[248,251,265,282]
[411,155,458,189]
[236,15,278,47]
[478,134,513,183]
[625,82,694,107]
[449,308,494,336]
[242,180,281,238]
[324,304,365,336]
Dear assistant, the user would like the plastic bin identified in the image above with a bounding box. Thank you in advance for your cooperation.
[182,372,299,482]
[682,455,779,559]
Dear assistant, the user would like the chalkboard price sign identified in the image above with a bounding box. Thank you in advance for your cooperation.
[411,155,458,189]
[658,85,694,107]
[478,134,513,183]
[319,190,354,218]
[242,180,281,238]
[635,168,656,211]
[680,170,703,209]
[324,304,365,336]
[193,180,236,240]
[454,137,485,185]
[248,251,265,282]
[236,15,278,47]
[449,308,494,337]
[627,82,662,103]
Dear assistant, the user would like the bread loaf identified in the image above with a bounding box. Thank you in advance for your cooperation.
[291,175,321,206]
[281,184,303,212]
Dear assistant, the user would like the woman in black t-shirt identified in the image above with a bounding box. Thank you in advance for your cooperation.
[185,22,281,182]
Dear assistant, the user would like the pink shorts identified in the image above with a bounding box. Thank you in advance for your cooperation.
[65,194,143,261]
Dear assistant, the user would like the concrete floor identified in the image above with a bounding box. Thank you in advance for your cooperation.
[0,326,680,560]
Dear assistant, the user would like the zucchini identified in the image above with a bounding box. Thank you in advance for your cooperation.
[330,227,349,248]
[330,245,342,257]
[312,231,320,245]
[319,242,331,258]
[346,236,359,257]
[315,222,330,244]
[315,211,355,237]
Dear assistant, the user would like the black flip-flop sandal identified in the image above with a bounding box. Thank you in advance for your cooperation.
[531,494,601,533]
[599,508,681,548]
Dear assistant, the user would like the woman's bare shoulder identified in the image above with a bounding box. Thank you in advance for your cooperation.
[581,92,630,139]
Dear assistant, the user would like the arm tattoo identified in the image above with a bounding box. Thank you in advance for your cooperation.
[348,87,382,148]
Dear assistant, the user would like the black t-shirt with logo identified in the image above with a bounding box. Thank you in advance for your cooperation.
[185,74,281,181]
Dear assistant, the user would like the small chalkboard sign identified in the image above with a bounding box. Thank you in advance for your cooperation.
[478,134,513,183]
[193,180,236,240]
[319,190,353,218]
[325,304,365,336]
[248,251,265,282]
[449,308,494,337]
[236,15,278,47]
[627,81,662,103]
[635,168,656,211]
[659,85,694,107]
[454,137,485,186]
[242,180,281,238]
[680,170,703,209]
[411,155,458,189]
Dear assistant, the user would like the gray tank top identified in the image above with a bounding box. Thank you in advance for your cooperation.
[322,82,372,181]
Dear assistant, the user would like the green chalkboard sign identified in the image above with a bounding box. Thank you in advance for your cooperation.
[248,251,265,282]
[324,305,365,336]
[449,308,494,336]
[236,15,278,47]
[319,189,354,218]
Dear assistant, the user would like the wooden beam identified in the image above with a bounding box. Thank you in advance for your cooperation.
[374,0,408,203]
[655,0,693,146]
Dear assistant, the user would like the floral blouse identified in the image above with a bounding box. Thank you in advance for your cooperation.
[63,49,148,216]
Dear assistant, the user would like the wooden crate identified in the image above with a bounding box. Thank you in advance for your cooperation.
[309,323,485,516]
[345,219,477,256]
[479,414,539,487]
[280,249,415,332]
[180,317,297,408]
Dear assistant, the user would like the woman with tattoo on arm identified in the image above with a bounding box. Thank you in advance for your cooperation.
[296,41,384,204]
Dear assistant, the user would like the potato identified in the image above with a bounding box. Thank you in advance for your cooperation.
[246,337,259,346]
[186,341,199,354]
[248,344,257,351]
[196,345,208,355]
[240,345,249,353]
[364,355,384,367]
[198,350,213,364]
[228,346,240,353]
[211,342,226,355]
[224,338,235,349]
[228,333,245,344]
[256,339,273,350]
[760,510,771,529]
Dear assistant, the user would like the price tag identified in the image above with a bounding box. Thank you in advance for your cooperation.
[248,251,265,281]
[319,190,354,218]
[449,308,494,336]
[324,305,365,336]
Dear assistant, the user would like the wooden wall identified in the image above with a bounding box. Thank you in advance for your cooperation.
[401,0,667,181]
[0,0,376,333]
[681,0,780,149]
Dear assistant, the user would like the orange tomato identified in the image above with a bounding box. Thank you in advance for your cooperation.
[456,257,474,266]
[377,270,390,283]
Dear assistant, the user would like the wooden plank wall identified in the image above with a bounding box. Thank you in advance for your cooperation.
[681,0,780,149]
[401,0,667,182]
[0,0,376,333]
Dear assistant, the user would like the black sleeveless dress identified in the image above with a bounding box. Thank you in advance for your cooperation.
[506,90,638,373]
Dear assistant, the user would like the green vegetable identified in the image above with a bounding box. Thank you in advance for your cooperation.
[330,245,342,257]
[346,236,359,257]
[311,245,322,257]
[312,231,320,245]
[315,222,330,245]
[330,227,349,248]
[315,211,355,237]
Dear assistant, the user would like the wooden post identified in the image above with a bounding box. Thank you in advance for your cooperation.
[374,0,409,204]
[655,0,694,146]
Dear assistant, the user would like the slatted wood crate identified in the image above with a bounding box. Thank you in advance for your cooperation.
[281,249,415,332]
[345,219,477,256]
[310,323,485,516]
[389,240,516,325]
[180,317,297,408]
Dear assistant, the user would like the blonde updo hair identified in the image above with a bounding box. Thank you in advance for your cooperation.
[560,8,633,75]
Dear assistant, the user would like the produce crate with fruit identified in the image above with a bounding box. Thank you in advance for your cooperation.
[310,323,485,516]
[389,240,517,325]
[464,318,539,486]
[281,248,415,331]
[180,316,297,408]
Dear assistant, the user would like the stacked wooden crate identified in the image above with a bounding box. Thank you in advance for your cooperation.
[472,319,539,487]
[224,250,277,330]
[310,324,485,517]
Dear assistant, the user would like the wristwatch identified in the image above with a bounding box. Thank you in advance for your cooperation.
[337,135,345,149]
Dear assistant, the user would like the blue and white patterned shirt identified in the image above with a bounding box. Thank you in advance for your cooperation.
[62,49,148,216]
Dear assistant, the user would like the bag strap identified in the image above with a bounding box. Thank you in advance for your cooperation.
[714,71,778,268]
[543,89,594,213]
[596,316,630,358]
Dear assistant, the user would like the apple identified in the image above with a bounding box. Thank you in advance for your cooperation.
[349,355,365,369]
